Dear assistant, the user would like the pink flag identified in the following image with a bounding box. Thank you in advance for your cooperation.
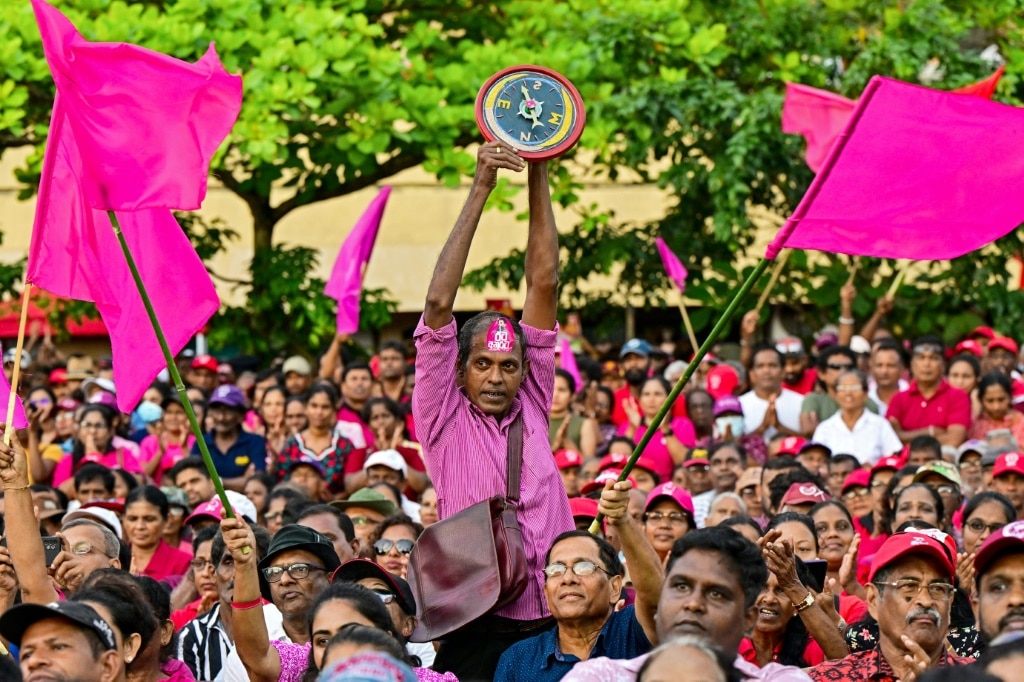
[32,0,241,211]
[325,187,392,334]
[654,237,689,293]
[766,77,1024,261]
[0,355,28,429]
[557,336,583,392]
[27,2,235,412]
[784,69,1005,173]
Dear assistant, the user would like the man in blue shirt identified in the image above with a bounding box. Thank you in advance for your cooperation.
[495,480,662,681]
[191,383,266,490]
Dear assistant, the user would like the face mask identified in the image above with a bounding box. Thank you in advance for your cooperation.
[715,416,745,438]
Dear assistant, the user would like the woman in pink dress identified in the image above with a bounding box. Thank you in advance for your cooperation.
[617,377,696,481]
[140,395,196,485]
[52,404,144,491]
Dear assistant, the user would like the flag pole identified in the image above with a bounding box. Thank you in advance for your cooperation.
[108,211,239,525]
[886,261,912,298]
[590,257,773,534]
[845,258,860,286]
[754,248,791,314]
[676,297,700,356]
[3,284,32,446]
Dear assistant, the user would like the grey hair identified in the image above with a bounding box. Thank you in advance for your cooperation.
[61,519,120,559]
[710,492,748,516]
[638,635,728,682]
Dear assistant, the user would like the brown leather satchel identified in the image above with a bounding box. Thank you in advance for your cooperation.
[407,413,529,642]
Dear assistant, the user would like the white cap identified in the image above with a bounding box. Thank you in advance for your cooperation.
[81,377,117,396]
[850,335,872,355]
[62,507,123,539]
[364,450,408,477]
[224,490,258,524]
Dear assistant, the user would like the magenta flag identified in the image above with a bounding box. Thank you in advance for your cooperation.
[0,352,28,429]
[557,337,583,392]
[784,69,1005,173]
[32,0,241,211]
[325,187,392,334]
[655,237,689,292]
[766,77,1024,261]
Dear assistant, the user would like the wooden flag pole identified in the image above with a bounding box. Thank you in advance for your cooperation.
[886,261,912,298]
[590,256,773,534]
[754,248,791,314]
[845,258,860,286]
[3,284,32,446]
[109,212,243,535]
[676,297,700,356]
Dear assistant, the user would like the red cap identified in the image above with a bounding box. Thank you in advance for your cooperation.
[48,368,68,385]
[554,449,583,470]
[974,520,1024,577]
[580,469,637,496]
[970,326,997,340]
[993,452,1024,479]
[776,436,807,457]
[568,496,599,520]
[868,529,955,582]
[780,482,829,507]
[683,457,709,468]
[191,354,218,372]
[598,453,628,472]
[871,455,905,474]
[81,499,126,515]
[841,469,871,495]
[953,339,984,358]
[706,364,739,400]
[644,482,694,515]
[989,336,1020,356]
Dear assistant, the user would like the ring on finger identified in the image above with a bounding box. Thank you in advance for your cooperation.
[495,145,501,153]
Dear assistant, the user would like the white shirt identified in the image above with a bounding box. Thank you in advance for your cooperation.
[739,388,804,440]
[812,410,903,465]
[867,378,909,414]
[692,489,716,529]
[562,652,811,681]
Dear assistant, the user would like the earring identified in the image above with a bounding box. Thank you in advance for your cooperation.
[126,656,133,664]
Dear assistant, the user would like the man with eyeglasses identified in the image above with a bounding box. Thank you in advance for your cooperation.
[51,519,123,594]
[799,346,873,438]
[912,462,964,531]
[331,488,398,550]
[972,519,1024,644]
[808,529,971,680]
[956,440,987,496]
[495,480,662,681]
[886,335,971,449]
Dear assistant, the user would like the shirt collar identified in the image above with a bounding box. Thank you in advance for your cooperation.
[908,379,948,397]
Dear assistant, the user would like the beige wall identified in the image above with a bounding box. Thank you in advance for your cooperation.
[0,147,672,314]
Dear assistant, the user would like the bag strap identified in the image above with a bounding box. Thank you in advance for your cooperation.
[505,411,524,503]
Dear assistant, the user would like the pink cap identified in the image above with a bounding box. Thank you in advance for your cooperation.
[780,482,829,507]
[776,436,807,457]
[568,496,599,520]
[871,455,905,474]
[191,354,219,372]
[554,449,583,470]
[580,468,637,496]
[868,529,955,582]
[644,482,694,515]
[706,364,739,400]
[994,452,1024,479]
[990,336,1020,356]
[954,339,984,357]
[974,520,1024,577]
[598,453,658,479]
[841,469,871,494]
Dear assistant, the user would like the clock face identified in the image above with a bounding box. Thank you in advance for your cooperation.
[475,65,586,160]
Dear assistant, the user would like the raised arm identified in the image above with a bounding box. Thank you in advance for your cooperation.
[520,161,558,331]
[423,143,525,329]
[0,427,60,604]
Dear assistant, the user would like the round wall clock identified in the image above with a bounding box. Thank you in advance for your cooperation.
[474,65,586,161]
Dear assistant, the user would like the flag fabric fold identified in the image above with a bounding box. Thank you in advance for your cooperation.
[32,0,242,211]
[0,355,28,429]
[654,237,689,292]
[325,187,392,335]
[27,0,239,412]
[557,336,582,392]
[783,68,1005,173]
[766,76,1024,261]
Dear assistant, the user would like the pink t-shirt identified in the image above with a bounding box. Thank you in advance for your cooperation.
[52,448,144,487]
[140,433,196,483]
[616,417,697,481]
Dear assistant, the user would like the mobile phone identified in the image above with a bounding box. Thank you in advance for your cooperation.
[803,559,828,592]
[1,535,62,567]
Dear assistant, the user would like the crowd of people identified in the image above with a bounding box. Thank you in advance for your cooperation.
[1,145,1024,682]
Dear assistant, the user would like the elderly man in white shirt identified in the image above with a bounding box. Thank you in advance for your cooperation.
[813,369,902,465]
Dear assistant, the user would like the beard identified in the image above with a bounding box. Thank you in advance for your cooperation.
[624,368,648,387]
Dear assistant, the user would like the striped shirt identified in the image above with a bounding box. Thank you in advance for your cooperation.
[178,603,230,682]
[413,316,573,621]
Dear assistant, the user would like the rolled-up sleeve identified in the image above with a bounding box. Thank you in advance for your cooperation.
[518,322,558,417]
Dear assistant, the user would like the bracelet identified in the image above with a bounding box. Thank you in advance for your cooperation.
[838,316,856,325]
[2,484,29,492]
[792,592,815,613]
[231,598,263,610]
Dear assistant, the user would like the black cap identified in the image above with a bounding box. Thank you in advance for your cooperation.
[331,558,417,617]
[0,601,117,650]
[257,524,341,601]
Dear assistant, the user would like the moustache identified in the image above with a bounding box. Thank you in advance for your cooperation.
[998,608,1024,631]
[906,607,941,626]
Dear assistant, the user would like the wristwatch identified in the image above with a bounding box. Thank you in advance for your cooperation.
[792,592,815,613]
[663,427,675,437]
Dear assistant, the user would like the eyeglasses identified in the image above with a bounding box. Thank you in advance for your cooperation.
[371,589,396,605]
[190,558,216,571]
[543,560,611,580]
[264,512,283,522]
[70,541,99,556]
[374,539,415,556]
[870,482,890,491]
[842,488,871,501]
[959,460,982,471]
[687,465,710,473]
[169,507,186,518]
[776,341,803,355]
[261,562,326,583]
[349,516,382,526]
[964,519,1006,535]
[79,422,109,430]
[739,486,758,497]
[643,511,688,525]
[835,385,864,393]
[827,363,854,371]
[873,579,955,602]
[931,484,958,496]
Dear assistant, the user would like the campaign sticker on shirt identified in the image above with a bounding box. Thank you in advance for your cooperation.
[234,456,250,467]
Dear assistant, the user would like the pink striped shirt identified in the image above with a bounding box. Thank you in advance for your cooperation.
[413,316,573,621]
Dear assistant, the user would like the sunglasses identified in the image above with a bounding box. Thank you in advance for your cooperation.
[373,538,415,556]
[827,363,854,371]
[842,488,871,501]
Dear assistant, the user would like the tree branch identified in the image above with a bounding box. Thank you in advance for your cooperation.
[213,168,271,221]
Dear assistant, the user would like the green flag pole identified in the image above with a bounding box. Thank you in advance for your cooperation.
[109,211,238,523]
[589,256,773,534]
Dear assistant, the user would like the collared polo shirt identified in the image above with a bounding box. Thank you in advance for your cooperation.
[494,606,650,681]
[885,380,971,432]
[192,430,268,478]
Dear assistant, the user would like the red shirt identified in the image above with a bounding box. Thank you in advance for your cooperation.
[138,539,193,584]
[885,380,971,432]
[808,646,971,680]
[784,368,818,395]
[611,385,639,427]
[739,636,825,668]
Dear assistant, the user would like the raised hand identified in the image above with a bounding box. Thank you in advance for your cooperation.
[474,141,525,190]
[0,426,29,489]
